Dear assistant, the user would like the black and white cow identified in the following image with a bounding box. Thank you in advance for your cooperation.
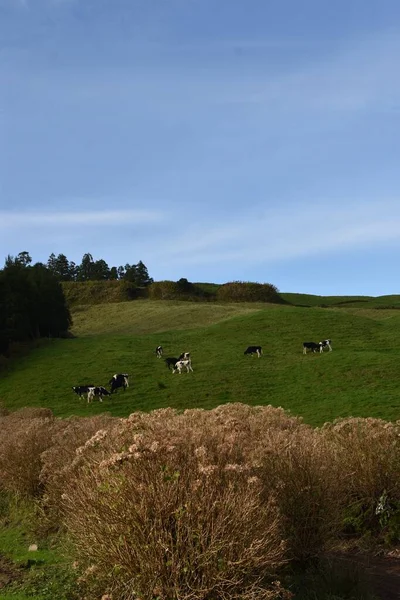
[73,385,95,399]
[155,346,163,358]
[244,346,262,358]
[109,373,129,394]
[87,386,111,403]
[303,342,320,354]
[319,339,332,352]
[165,357,180,371]
[173,359,193,374]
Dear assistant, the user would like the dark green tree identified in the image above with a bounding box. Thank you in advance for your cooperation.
[69,261,77,281]
[55,254,73,281]
[27,264,72,337]
[16,251,32,267]
[47,253,57,274]
[4,252,32,268]
[0,260,72,346]
[135,260,153,286]
[109,266,119,280]
[77,253,95,281]
[92,259,110,280]
[124,261,153,286]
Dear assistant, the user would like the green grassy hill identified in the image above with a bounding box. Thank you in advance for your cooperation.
[1,299,400,426]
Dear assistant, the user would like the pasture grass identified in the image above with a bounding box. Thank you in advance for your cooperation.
[0,300,399,425]
[281,292,374,307]
[0,494,78,600]
[281,292,400,309]
[69,299,265,336]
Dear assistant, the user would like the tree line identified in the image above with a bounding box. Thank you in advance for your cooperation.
[45,252,153,286]
[0,251,153,356]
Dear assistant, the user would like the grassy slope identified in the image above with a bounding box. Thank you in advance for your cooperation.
[0,299,400,426]
[281,293,373,306]
[281,292,400,308]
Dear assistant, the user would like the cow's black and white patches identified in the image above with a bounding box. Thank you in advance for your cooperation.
[244,346,262,358]
[155,346,163,358]
[303,342,320,354]
[319,339,332,352]
[173,359,193,374]
[109,373,129,394]
[178,352,190,361]
[87,386,111,403]
[165,357,179,371]
[73,385,95,399]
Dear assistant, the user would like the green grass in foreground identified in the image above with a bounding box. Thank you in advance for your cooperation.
[0,300,400,426]
[0,494,78,600]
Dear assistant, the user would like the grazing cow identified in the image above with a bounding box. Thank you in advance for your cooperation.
[173,359,193,374]
[155,345,163,358]
[165,357,180,371]
[244,346,262,358]
[303,342,320,354]
[73,385,95,399]
[319,339,332,352]
[178,352,190,361]
[109,373,129,394]
[87,386,111,403]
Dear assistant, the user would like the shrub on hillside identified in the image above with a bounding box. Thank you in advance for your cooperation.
[148,279,209,301]
[216,281,285,304]
[321,417,400,546]
[61,405,294,600]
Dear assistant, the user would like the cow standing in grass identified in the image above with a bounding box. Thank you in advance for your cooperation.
[87,386,111,403]
[319,339,332,352]
[109,373,129,393]
[73,385,95,399]
[244,346,262,358]
[173,359,193,374]
[165,357,180,371]
[303,342,320,354]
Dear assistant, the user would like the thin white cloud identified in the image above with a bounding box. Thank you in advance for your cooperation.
[0,209,164,228]
[150,199,400,267]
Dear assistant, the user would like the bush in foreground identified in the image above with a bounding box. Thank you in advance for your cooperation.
[1,404,399,599]
[61,406,295,600]
[0,408,61,497]
[322,417,400,546]
[39,414,119,533]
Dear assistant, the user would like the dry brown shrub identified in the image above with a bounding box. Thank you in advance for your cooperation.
[0,408,62,497]
[255,426,343,562]
[7,406,54,420]
[320,417,400,533]
[62,404,293,600]
[39,414,119,532]
[206,405,342,562]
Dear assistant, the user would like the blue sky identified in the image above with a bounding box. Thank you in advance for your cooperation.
[1,0,400,295]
